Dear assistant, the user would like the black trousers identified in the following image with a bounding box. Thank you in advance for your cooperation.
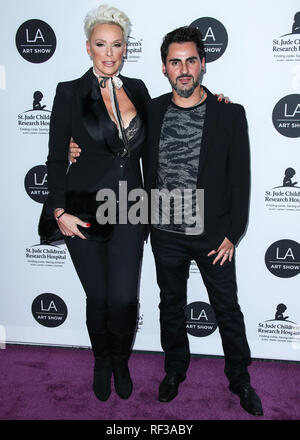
[150,227,251,388]
[65,223,144,335]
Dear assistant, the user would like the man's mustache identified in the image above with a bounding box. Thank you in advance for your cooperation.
[176,74,194,81]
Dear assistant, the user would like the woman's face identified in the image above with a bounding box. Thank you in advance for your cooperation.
[86,23,126,77]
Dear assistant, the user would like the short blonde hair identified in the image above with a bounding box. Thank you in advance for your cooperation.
[84,4,131,41]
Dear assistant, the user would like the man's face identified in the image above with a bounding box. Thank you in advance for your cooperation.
[162,42,205,98]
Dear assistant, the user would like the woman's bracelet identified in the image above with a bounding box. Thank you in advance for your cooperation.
[54,209,65,221]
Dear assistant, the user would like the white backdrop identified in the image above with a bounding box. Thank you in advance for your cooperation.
[0,0,299,362]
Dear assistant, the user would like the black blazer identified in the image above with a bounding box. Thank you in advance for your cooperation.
[46,67,151,209]
[144,87,251,249]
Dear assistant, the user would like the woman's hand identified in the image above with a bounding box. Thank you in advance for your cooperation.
[55,211,90,239]
[68,137,81,163]
[215,93,232,104]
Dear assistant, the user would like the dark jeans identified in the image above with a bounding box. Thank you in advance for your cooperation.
[150,227,251,388]
[65,223,144,334]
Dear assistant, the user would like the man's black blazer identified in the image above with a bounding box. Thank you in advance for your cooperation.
[143,87,250,250]
[46,67,150,210]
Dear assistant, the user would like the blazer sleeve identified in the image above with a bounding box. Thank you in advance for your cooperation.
[226,105,250,245]
[46,82,73,209]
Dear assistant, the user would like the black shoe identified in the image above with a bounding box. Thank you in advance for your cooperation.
[88,331,112,402]
[113,363,133,399]
[110,331,135,400]
[230,383,263,416]
[93,361,112,401]
[158,372,186,402]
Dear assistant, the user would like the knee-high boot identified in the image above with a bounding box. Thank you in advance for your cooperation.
[110,331,135,399]
[88,330,112,401]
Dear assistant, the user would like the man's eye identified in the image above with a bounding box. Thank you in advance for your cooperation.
[171,61,178,66]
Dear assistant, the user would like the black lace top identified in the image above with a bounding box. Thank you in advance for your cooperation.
[123,114,142,141]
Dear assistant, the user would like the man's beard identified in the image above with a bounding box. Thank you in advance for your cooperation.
[168,73,201,98]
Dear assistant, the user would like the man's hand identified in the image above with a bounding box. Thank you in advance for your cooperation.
[208,237,235,265]
[68,137,81,163]
[215,93,232,104]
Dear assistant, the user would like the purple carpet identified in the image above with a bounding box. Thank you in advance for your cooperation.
[0,344,299,420]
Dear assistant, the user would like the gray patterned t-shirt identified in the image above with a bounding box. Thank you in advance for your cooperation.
[153,101,206,234]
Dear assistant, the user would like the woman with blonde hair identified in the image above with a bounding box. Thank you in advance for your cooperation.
[44,4,150,402]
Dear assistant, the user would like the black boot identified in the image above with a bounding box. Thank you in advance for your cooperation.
[110,331,135,399]
[88,331,112,402]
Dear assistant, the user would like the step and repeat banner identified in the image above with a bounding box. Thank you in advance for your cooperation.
[0,0,299,361]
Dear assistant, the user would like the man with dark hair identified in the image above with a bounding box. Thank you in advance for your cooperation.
[160,26,205,65]
[144,26,263,416]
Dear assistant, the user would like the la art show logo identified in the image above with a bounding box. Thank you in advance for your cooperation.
[16,19,56,63]
[24,165,48,203]
[258,304,300,347]
[17,90,51,135]
[265,239,300,278]
[272,94,300,138]
[32,293,67,327]
[264,167,300,211]
[189,17,228,62]
[273,12,300,62]
[185,301,218,337]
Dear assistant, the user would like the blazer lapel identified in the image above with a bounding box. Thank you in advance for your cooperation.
[76,68,108,144]
[197,87,221,180]
[148,93,172,183]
